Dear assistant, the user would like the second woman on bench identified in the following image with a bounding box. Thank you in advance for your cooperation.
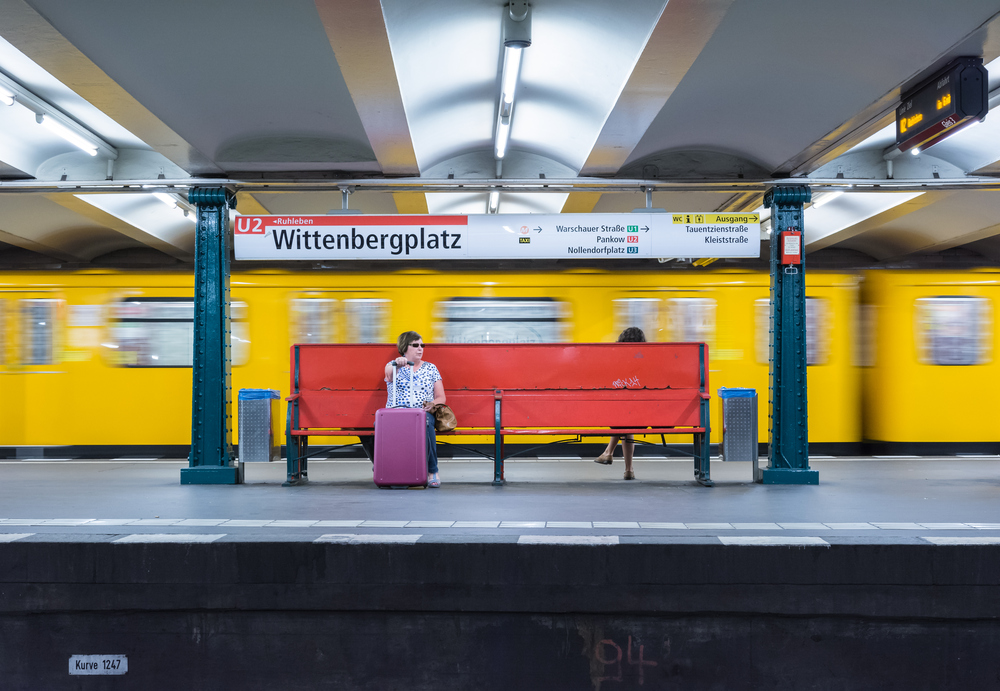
[594,326,646,480]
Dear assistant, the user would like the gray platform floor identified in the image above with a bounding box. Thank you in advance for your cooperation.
[3,456,1000,545]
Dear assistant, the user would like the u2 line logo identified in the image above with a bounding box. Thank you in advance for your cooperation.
[235,217,265,234]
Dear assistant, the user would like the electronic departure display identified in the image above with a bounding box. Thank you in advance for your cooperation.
[896,57,988,153]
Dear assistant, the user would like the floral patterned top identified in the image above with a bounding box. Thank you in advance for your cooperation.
[386,362,441,408]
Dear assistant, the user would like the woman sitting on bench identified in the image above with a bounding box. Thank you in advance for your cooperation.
[384,331,447,488]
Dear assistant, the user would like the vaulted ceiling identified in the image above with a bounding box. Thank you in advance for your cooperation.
[1,0,999,266]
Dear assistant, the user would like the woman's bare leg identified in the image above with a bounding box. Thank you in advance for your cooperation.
[623,435,635,479]
[595,436,620,464]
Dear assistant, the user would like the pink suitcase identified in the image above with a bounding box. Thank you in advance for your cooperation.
[373,364,428,488]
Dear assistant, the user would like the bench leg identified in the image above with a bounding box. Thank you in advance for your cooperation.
[492,436,505,486]
[492,396,505,486]
[283,434,309,486]
[283,400,307,486]
[694,432,714,487]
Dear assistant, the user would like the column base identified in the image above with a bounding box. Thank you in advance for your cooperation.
[759,468,819,485]
[181,464,243,485]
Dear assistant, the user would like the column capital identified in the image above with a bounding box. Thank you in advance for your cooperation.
[189,186,237,209]
[764,185,811,209]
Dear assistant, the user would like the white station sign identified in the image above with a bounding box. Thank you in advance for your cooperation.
[233,213,759,260]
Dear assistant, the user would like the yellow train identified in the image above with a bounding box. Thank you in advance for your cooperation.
[861,268,1000,452]
[13,264,982,457]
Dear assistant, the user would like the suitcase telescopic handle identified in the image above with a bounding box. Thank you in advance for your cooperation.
[389,360,417,408]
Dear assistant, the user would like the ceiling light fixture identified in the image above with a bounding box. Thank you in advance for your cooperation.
[500,45,522,107]
[0,71,117,159]
[492,1,531,163]
[37,113,98,156]
[149,190,198,221]
[495,117,511,160]
[811,190,845,208]
[152,192,180,208]
[488,190,500,214]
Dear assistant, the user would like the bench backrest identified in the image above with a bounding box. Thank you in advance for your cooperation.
[292,343,708,430]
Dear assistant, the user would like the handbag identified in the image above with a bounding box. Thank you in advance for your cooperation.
[430,403,458,433]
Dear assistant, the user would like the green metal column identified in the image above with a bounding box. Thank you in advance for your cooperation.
[181,187,242,485]
[761,185,818,484]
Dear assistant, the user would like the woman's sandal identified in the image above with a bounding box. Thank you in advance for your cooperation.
[594,453,613,465]
[623,470,635,481]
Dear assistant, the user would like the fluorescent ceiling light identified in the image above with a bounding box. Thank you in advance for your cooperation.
[495,118,511,159]
[500,46,522,105]
[36,113,98,156]
[493,4,530,162]
[811,191,845,208]
[76,193,196,243]
[0,71,116,158]
[488,190,500,214]
[804,192,924,247]
[150,191,197,221]
[152,192,179,208]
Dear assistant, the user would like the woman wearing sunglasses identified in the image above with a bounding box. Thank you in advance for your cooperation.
[382,331,446,487]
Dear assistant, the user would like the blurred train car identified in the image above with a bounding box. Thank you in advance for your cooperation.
[0,268,860,457]
[861,269,1000,454]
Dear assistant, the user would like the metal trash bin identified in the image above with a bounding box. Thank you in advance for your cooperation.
[718,388,759,479]
[238,389,281,463]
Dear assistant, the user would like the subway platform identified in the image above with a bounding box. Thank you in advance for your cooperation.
[3,454,1000,689]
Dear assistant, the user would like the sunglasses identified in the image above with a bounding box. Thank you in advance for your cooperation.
[408,342,425,348]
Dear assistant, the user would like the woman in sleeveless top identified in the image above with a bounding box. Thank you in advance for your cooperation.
[384,331,446,487]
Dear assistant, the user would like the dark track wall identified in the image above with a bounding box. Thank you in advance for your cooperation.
[3,540,999,690]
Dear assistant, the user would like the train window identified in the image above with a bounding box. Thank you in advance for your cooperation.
[613,298,660,341]
[291,297,337,344]
[434,297,570,343]
[666,298,715,346]
[19,299,62,365]
[230,302,251,366]
[754,299,769,364]
[858,304,875,367]
[806,298,830,365]
[109,298,249,367]
[753,297,830,365]
[344,298,390,343]
[915,297,992,366]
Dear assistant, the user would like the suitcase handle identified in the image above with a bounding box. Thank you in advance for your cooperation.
[389,361,417,408]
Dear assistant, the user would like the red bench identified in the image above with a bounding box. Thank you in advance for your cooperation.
[284,342,713,486]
